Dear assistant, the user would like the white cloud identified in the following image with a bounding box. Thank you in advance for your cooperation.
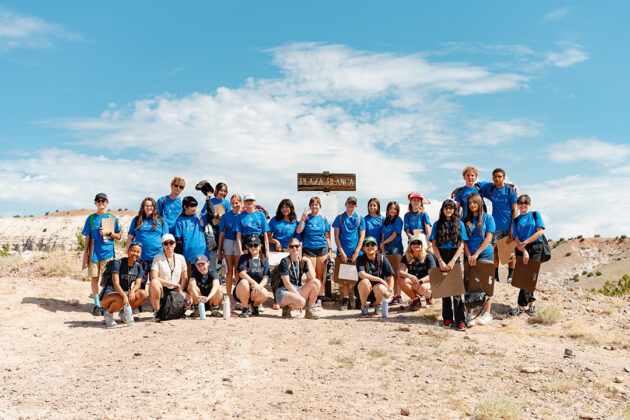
[0,7,81,51]
[543,7,571,22]
[545,46,588,68]
[547,138,630,166]
[467,120,541,146]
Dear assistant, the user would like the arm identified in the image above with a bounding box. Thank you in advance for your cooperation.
[325,231,332,259]
[398,262,418,283]
[179,267,188,291]
[334,228,347,261]
[358,270,388,286]
[268,231,281,251]
[205,197,216,225]
[112,272,129,306]
[236,232,243,257]
[126,234,135,253]
[128,278,141,304]
[281,274,299,294]
[352,230,365,262]
[451,187,462,199]
[432,240,447,271]
[472,232,493,260]
[207,279,221,301]
[296,208,308,234]
[510,203,518,238]
[303,257,316,282]
[217,232,225,261]
[447,242,465,270]
[520,228,544,248]
[263,234,270,258]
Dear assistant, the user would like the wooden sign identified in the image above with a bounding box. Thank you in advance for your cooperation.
[496,236,516,265]
[464,261,495,296]
[429,264,465,299]
[297,172,356,192]
[333,257,358,284]
[511,256,541,292]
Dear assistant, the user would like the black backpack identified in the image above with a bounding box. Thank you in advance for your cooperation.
[271,256,306,293]
[514,211,551,263]
[156,288,186,321]
[99,259,118,287]
[457,183,488,213]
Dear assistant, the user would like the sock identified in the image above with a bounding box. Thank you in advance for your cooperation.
[93,296,100,307]
[508,268,514,278]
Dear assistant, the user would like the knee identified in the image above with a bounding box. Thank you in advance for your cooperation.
[311,278,321,290]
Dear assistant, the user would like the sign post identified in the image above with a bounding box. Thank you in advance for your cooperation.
[297,172,356,298]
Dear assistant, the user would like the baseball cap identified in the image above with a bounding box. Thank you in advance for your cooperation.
[94,193,108,201]
[194,255,209,264]
[161,233,176,243]
[246,235,261,246]
[243,193,256,201]
[408,234,425,245]
[363,236,378,245]
[407,192,430,204]
[345,196,358,204]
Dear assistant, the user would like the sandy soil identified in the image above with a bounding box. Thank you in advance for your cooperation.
[0,253,629,419]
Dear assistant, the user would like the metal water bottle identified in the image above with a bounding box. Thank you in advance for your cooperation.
[198,303,206,320]
[123,303,134,326]
[381,299,389,318]
[223,295,230,319]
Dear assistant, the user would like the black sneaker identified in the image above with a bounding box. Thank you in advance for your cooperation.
[507,268,514,283]
[240,308,249,318]
[341,298,349,311]
[495,268,500,283]
[92,305,105,316]
[251,305,260,317]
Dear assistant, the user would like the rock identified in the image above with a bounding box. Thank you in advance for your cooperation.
[585,366,596,372]
[578,413,595,419]
[400,408,410,416]
[530,386,540,392]
[624,366,630,373]
[222,377,231,382]
[520,366,540,374]
[279,358,288,362]
[614,376,624,383]
[563,348,575,358]
[614,385,627,394]
[285,389,293,395]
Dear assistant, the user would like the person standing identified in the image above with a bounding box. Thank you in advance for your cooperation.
[234,193,271,258]
[380,201,404,305]
[333,196,366,310]
[364,198,384,246]
[157,177,186,235]
[403,192,432,240]
[217,194,243,306]
[269,199,299,251]
[174,196,209,286]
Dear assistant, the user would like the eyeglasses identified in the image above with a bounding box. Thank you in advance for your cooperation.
[364,243,377,247]
[288,244,300,249]
[95,199,108,203]
[163,241,175,246]
[173,184,184,189]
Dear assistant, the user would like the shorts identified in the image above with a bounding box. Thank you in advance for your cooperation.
[492,230,511,244]
[99,284,118,299]
[515,242,543,262]
[354,280,383,303]
[276,286,300,304]
[303,247,328,257]
[88,258,113,279]
[223,238,239,256]
[232,279,254,303]
[384,241,403,255]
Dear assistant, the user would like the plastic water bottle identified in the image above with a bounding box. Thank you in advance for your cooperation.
[223,295,230,319]
[198,302,206,320]
[381,299,389,318]
[123,303,134,326]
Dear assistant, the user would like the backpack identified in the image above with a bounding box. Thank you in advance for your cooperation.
[87,212,118,236]
[99,258,118,287]
[270,256,307,293]
[156,288,186,321]
[464,291,488,311]
[157,196,168,217]
[197,215,217,251]
[514,211,551,263]
[457,183,488,213]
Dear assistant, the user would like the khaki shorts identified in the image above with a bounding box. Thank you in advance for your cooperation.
[88,258,113,279]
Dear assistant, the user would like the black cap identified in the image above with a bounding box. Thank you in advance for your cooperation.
[94,193,108,201]
[246,235,261,246]
[195,180,214,196]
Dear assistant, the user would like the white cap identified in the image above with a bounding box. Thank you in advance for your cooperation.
[243,193,256,201]
[161,233,176,243]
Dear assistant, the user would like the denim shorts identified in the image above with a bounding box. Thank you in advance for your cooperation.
[384,241,403,255]
[223,238,239,256]
[276,286,300,304]
[492,230,510,244]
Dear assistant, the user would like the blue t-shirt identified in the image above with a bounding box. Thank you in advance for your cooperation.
[201,197,232,222]
[364,215,384,245]
[174,215,209,262]
[382,217,404,245]
[82,213,121,263]
[429,220,469,249]
[464,214,495,258]
[479,182,518,232]
[512,211,545,244]
[234,211,270,236]
[219,211,240,241]
[269,218,298,249]
[403,211,431,235]
[332,212,366,257]
[301,215,330,249]
[157,196,182,235]
[454,185,482,219]
[128,216,169,262]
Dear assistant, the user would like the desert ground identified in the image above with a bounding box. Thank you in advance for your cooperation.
[0,213,629,419]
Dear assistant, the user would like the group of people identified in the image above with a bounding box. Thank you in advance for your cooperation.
[83,166,546,330]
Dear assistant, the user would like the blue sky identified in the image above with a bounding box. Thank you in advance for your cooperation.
[0,1,628,238]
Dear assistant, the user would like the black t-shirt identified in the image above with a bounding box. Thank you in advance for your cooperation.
[400,253,436,280]
[109,258,144,292]
[355,254,394,282]
[278,257,309,287]
[190,266,219,292]
[237,254,271,284]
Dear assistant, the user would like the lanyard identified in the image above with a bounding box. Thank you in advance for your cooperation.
[289,259,300,283]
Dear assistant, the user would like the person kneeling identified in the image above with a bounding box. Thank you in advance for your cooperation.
[355,236,394,317]
[276,238,320,320]
[234,236,271,318]
[398,235,436,311]
[188,254,223,317]
[100,242,147,327]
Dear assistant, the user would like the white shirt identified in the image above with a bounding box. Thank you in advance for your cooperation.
[151,253,187,289]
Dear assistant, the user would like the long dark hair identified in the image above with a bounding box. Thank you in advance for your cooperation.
[214,182,228,198]
[435,199,461,247]
[384,201,400,226]
[367,198,381,216]
[135,197,162,231]
[275,199,297,222]
[463,193,484,236]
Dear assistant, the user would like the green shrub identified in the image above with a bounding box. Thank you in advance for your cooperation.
[565,252,571,257]
[594,234,600,238]
[587,272,594,277]
[0,246,9,258]
[76,232,85,251]
[621,235,628,240]
[45,211,50,216]
[13,215,20,218]
[571,274,579,282]
[597,274,630,297]
[42,228,47,233]
[558,237,565,242]
[577,235,583,239]
[530,305,562,325]
[596,271,602,276]
[582,270,587,275]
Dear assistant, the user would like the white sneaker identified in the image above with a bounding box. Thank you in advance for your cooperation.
[477,312,493,325]
[104,311,117,327]
[118,310,127,324]
[466,312,476,327]
[258,304,265,313]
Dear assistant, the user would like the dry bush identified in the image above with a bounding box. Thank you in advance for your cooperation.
[36,251,82,279]
[336,355,355,368]
[622,405,630,420]
[543,379,575,393]
[567,320,605,346]
[328,337,343,345]
[368,349,386,358]
[472,397,523,420]
[529,305,562,325]
[0,254,22,272]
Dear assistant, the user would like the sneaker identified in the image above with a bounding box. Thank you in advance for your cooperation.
[507,268,514,282]
[407,298,422,311]
[118,309,128,324]
[304,308,319,320]
[282,306,293,318]
[341,298,349,311]
[374,304,382,316]
[210,305,222,317]
[92,304,105,316]
[132,307,139,315]
[478,312,493,325]
[425,296,433,307]
[314,299,323,311]
[272,303,280,310]
[257,304,265,313]
[104,311,117,327]
[528,305,536,315]
[456,322,466,331]
[466,312,476,328]
[361,307,369,317]
[390,295,402,305]
[495,268,500,283]
[443,320,452,328]
[251,305,260,317]
[507,306,523,316]
[189,306,200,318]
[240,308,249,318]
[153,311,161,323]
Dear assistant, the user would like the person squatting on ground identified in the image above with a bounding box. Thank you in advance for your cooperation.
[234,236,271,318]
[149,234,189,320]
[276,238,320,320]
[187,254,223,317]
[355,236,395,317]
[397,234,436,311]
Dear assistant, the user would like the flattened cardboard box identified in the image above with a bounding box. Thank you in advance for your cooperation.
[511,256,541,293]
[464,261,495,296]
[429,264,465,298]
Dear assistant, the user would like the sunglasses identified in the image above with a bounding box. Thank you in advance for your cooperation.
[247,243,259,248]
[163,241,175,246]
[410,241,422,246]
[173,184,184,189]
[288,244,300,249]
[517,201,529,205]
[364,243,377,247]
[130,241,143,248]
[95,199,108,203]
[443,206,454,210]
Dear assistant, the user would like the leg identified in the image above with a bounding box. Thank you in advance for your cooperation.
[281,291,306,310]
[299,279,321,308]
[90,277,99,298]
[315,255,328,296]
[209,290,223,306]
[518,289,535,307]
[236,280,251,308]
[390,254,402,297]
[417,282,431,298]
[149,279,164,312]
[100,293,122,313]
[130,290,147,309]
[398,277,418,300]
[252,288,269,306]
[357,279,372,308]
[453,295,465,324]
[373,284,387,305]
[342,283,350,298]
[188,283,202,305]
[442,296,454,322]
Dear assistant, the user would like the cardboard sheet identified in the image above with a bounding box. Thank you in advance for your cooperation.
[213,204,226,217]
[496,236,516,265]
[511,256,541,292]
[464,261,495,296]
[429,264,465,298]
[267,251,289,268]
[101,218,115,235]
[334,257,358,284]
